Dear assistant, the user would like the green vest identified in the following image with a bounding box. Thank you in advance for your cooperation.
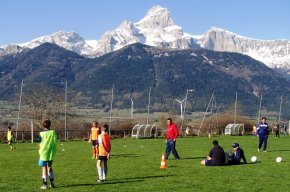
[39,130,57,161]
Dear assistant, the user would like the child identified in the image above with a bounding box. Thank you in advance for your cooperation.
[7,126,15,150]
[228,143,247,165]
[96,124,111,182]
[89,121,100,159]
[275,122,280,138]
[38,119,57,189]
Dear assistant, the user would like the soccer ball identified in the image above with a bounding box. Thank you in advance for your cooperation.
[276,157,282,163]
[251,156,257,163]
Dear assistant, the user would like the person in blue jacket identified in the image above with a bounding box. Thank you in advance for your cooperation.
[257,117,270,152]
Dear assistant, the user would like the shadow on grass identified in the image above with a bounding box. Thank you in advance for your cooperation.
[111,154,144,158]
[266,149,290,152]
[101,175,174,185]
[182,156,207,160]
[246,162,262,164]
[58,179,144,188]
[57,175,172,188]
[113,174,173,181]
[56,183,98,188]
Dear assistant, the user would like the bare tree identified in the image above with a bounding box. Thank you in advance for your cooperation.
[22,84,66,129]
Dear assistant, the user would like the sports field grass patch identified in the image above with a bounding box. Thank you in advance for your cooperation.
[1,135,290,191]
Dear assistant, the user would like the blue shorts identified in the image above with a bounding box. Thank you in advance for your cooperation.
[38,160,53,167]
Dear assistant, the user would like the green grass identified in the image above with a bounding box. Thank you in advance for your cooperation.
[1,135,290,191]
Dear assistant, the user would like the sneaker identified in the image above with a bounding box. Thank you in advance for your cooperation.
[97,179,103,183]
[263,150,267,152]
[257,148,260,152]
[50,183,55,188]
[40,185,47,190]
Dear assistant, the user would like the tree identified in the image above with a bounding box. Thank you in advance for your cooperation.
[22,84,66,129]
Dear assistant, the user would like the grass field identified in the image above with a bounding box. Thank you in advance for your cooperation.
[1,135,290,192]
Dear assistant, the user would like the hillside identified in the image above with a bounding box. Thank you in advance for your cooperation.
[0,43,289,116]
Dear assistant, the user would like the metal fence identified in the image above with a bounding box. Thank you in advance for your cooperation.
[0,129,138,142]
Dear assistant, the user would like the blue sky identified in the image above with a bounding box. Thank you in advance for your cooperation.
[1,0,289,45]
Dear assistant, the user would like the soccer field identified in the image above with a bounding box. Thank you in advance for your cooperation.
[1,135,290,192]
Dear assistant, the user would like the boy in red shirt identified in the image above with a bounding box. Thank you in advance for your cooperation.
[165,118,180,160]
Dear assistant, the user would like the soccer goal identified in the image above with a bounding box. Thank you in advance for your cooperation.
[225,124,244,135]
[131,124,158,139]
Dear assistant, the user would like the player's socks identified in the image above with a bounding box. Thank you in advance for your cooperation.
[48,171,54,183]
[103,167,108,180]
[97,166,103,180]
[42,175,47,186]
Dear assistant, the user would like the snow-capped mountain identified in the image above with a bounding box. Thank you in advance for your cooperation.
[18,31,96,56]
[95,5,196,55]
[1,5,290,69]
[199,27,290,69]
[0,45,28,57]
[93,5,290,69]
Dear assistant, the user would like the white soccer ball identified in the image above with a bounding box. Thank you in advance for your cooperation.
[276,157,282,163]
[251,156,257,163]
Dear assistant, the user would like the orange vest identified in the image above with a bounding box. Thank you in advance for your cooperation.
[90,127,99,140]
[98,133,111,156]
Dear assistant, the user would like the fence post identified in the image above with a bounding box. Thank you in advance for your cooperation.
[31,121,33,143]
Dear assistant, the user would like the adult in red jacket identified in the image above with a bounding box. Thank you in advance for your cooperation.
[165,118,180,160]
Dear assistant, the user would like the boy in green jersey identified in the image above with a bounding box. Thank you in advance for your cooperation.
[7,126,15,150]
[38,119,57,189]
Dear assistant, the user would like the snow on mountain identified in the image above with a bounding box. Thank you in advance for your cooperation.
[95,5,197,55]
[95,20,142,55]
[199,27,290,68]
[1,5,289,69]
[85,40,99,48]
[0,45,28,57]
[18,31,95,55]
[93,5,290,68]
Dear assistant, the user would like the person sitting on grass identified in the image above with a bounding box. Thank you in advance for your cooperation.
[201,140,225,166]
[227,143,247,165]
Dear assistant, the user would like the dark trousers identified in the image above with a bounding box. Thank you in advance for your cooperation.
[275,130,280,137]
[258,135,268,151]
[165,139,180,159]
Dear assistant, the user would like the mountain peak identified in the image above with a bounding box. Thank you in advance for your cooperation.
[17,31,95,55]
[117,20,135,31]
[136,5,174,29]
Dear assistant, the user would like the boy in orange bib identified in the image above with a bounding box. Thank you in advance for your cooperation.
[96,124,111,182]
[89,121,100,159]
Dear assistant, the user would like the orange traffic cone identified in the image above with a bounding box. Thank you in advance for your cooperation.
[160,153,167,169]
